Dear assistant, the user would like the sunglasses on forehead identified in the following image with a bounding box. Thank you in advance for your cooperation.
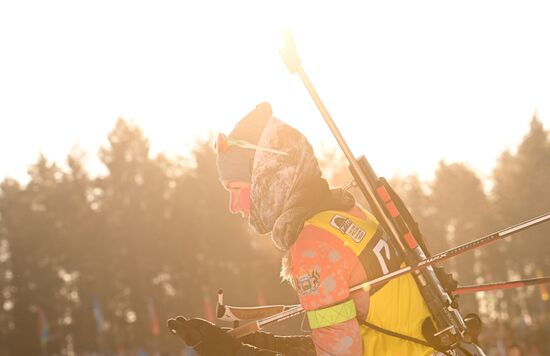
[214,133,287,156]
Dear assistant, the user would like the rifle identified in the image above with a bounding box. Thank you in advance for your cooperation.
[279,29,485,355]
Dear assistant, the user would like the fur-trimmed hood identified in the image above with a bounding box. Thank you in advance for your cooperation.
[249,116,355,251]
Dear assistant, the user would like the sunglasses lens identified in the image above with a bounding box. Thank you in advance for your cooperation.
[215,133,285,156]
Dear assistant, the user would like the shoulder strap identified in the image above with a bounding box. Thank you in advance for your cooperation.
[362,320,434,349]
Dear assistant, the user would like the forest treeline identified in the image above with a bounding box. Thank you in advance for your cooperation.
[0,116,549,355]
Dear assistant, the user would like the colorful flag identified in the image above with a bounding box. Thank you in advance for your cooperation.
[92,299,105,333]
[37,307,49,346]
[148,298,161,336]
[537,270,549,301]
[184,346,198,356]
[257,289,266,306]
[203,294,215,322]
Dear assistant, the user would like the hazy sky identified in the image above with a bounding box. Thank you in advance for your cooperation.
[1,1,549,185]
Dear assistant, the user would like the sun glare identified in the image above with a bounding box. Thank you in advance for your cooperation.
[0,1,548,183]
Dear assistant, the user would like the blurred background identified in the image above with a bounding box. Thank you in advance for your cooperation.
[1,1,550,355]
[0,116,548,355]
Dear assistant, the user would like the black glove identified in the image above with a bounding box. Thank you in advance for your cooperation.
[240,331,316,356]
[167,317,280,356]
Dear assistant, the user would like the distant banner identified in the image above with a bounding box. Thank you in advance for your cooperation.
[203,295,215,322]
[537,270,549,301]
[93,299,105,333]
[148,298,161,336]
[37,307,49,346]
[257,289,266,306]
[184,346,198,356]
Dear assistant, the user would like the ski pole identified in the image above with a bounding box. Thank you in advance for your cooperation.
[347,212,550,293]
[218,276,550,322]
[228,211,550,338]
[216,289,298,322]
[453,276,550,295]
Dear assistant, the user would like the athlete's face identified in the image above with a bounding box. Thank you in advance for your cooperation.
[222,180,251,218]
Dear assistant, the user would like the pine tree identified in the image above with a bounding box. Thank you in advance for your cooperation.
[491,115,550,329]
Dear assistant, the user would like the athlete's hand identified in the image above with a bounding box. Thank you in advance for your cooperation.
[241,331,316,356]
[167,316,240,355]
[167,317,283,355]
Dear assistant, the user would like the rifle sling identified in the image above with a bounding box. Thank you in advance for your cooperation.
[362,320,432,348]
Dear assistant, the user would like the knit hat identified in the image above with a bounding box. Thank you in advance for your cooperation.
[216,102,272,182]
